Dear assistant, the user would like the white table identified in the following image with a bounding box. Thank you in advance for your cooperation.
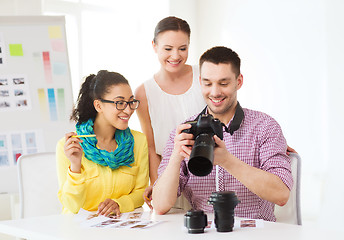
[0,209,342,240]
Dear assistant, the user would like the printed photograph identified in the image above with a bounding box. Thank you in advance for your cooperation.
[0,90,9,97]
[113,220,139,228]
[240,220,256,228]
[25,132,36,148]
[91,219,121,228]
[128,212,143,219]
[0,78,8,85]
[12,150,22,163]
[0,152,9,166]
[13,77,25,85]
[0,101,10,108]
[14,89,24,96]
[16,99,28,107]
[11,134,22,149]
[0,135,7,149]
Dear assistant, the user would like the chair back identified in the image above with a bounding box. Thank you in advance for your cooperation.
[17,152,61,218]
[274,152,302,225]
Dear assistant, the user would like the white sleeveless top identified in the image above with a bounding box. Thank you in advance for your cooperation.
[144,65,206,155]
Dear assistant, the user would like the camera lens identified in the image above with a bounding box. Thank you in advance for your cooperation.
[184,210,208,234]
[188,133,214,176]
[208,191,240,232]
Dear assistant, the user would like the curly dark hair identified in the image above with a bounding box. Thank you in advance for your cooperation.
[70,70,129,123]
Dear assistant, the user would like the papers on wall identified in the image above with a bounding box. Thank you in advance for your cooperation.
[0,33,5,66]
[0,74,31,111]
[0,129,44,166]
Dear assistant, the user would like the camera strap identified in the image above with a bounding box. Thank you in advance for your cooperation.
[197,101,244,135]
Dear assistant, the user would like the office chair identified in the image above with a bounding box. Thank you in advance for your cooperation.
[274,152,302,225]
[17,152,61,218]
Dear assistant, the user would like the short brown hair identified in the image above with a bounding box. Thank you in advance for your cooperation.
[199,46,241,77]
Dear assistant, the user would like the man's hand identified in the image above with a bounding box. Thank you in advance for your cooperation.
[173,123,194,160]
[213,135,231,167]
[286,145,297,155]
[97,198,120,217]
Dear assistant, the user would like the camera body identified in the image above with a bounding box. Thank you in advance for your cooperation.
[183,114,223,140]
[183,114,223,176]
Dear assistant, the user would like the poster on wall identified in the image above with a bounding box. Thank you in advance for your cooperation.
[0,74,31,111]
[0,129,44,167]
[0,16,74,193]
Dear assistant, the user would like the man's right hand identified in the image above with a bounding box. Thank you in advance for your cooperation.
[173,123,195,160]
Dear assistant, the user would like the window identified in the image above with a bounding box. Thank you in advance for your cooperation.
[43,0,168,98]
[43,0,169,130]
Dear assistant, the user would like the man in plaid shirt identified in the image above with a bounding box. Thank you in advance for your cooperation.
[152,46,293,221]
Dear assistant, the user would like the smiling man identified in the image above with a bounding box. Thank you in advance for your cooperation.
[152,46,293,222]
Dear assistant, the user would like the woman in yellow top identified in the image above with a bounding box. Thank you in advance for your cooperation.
[56,70,149,216]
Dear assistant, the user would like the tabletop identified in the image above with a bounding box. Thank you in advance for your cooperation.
[0,209,343,240]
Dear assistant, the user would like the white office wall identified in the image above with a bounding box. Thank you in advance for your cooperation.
[0,0,42,15]
[171,0,343,228]
[1,0,344,229]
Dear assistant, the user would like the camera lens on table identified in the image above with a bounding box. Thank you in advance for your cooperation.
[184,210,208,234]
[208,191,240,232]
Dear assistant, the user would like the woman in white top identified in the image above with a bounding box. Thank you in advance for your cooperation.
[135,16,206,208]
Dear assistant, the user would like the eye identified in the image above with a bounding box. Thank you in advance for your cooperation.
[180,47,187,51]
[164,48,172,51]
[116,101,126,108]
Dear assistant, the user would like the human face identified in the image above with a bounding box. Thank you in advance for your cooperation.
[153,30,189,73]
[95,84,135,130]
[200,62,243,124]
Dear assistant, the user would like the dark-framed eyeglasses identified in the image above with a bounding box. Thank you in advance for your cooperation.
[100,99,140,110]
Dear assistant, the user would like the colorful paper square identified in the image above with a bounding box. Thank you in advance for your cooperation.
[9,44,24,56]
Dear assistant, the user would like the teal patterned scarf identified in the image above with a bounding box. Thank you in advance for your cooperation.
[75,118,134,169]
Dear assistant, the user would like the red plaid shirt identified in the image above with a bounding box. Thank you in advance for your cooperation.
[158,107,293,221]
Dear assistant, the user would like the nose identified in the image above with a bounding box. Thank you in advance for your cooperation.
[171,49,180,59]
[210,84,221,97]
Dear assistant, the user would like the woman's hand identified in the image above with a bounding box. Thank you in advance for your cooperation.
[143,185,153,210]
[97,198,120,217]
[64,132,83,173]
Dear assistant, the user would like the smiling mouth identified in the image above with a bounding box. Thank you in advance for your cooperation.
[119,116,129,120]
[210,98,225,104]
[167,60,181,65]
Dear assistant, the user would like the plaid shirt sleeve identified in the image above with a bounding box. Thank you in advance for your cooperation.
[157,128,190,197]
[258,117,293,190]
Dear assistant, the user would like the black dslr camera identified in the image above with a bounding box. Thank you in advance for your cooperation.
[183,114,223,176]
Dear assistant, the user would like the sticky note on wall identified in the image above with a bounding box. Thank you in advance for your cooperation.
[48,26,62,39]
[9,44,24,56]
